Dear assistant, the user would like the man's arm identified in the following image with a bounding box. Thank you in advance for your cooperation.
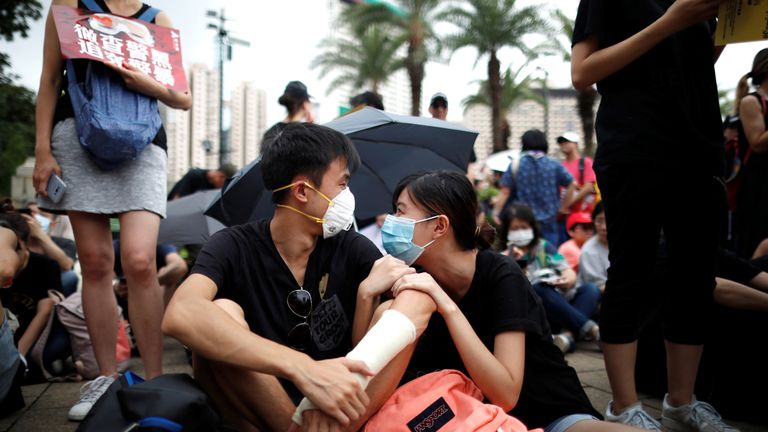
[157,252,188,287]
[162,274,374,426]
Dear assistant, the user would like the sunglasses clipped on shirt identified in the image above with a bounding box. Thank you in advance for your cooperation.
[287,287,313,350]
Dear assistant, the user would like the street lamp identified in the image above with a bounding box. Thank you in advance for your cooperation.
[207,9,250,166]
[535,66,550,142]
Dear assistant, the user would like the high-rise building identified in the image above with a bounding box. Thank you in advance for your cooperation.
[463,88,592,161]
[230,82,268,168]
[162,63,220,185]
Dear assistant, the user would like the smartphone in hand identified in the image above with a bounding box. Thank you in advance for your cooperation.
[46,174,67,204]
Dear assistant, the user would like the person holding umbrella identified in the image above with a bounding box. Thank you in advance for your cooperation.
[163,123,437,431]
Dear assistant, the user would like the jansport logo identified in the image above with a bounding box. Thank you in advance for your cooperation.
[407,397,455,432]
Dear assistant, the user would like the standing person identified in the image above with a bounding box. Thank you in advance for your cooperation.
[493,130,578,247]
[733,49,768,259]
[428,92,448,120]
[572,0,737,430]
[33,0,191,421]
[261,80,314,151]
[387,171,635,432]
[167,164,237,201]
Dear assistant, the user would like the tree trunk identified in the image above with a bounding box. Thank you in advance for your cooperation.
[406,42,424,116]
[577,86,598,156]
[487,51,504,153]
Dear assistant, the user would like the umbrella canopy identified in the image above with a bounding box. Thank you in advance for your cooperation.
[205,108,478,226]
[326,108,478,219]
[158,189,225,246]
[484,149,519,173]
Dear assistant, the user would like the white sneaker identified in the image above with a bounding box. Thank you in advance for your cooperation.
[68,375,115,421]
[552,333,574,353]
[605,400,662,431]
[662,394,740,432]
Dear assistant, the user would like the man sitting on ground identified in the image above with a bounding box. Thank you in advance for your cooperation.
[163,123,436,431]
[167,164,238,201]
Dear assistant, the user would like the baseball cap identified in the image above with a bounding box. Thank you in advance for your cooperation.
[556,132,580,144]
[566,212,592,232]
[283,80,311,101]
[430,92,448,107]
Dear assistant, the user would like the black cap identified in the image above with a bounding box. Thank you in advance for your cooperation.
[283,81,311,102]
[430,92,447,107]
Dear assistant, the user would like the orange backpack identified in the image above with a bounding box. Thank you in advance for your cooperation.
[365,369,542,432]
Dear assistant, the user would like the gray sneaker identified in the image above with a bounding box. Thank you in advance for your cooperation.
[68,375,115,421]
[662,394,740,432]
[605,400,662,431]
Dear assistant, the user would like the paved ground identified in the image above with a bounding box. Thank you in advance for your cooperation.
[1,339,764,431]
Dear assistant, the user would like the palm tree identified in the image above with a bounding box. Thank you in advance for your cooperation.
[311,26,405,95]
[342,0,442,116]
[440,0,548,153]
[464,66,543,147]
[549,9,598,156]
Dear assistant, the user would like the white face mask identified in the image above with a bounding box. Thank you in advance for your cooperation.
[274,182,356,239]
[507,228,534,247]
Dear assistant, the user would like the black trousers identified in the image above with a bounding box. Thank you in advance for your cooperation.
[596,163,724,345]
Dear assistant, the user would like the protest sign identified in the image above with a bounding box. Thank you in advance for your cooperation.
[52,5,188,92]
[715,0,768,45]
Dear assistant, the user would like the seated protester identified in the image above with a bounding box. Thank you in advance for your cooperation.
[577,202,609,293]
[20,212,77,297]
[506,204,600,353]
[558,212,594,273]
[388,171,636,432]
[167,164,238,201]
[0,213,62,373]
[0,226,25,417]
[163,123,437,431]
[113,240,188,312]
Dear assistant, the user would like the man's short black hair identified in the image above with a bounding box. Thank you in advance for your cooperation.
[350,91,384,111]
[261,123,360,204]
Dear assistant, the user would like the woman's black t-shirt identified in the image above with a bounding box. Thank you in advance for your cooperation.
[572,0,723,174]
[404,249,601,428]
[53,0,167,150]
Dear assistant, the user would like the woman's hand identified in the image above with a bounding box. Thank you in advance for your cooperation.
[106,61,163,98]
[392,273,457,315]
[32,150,61,198]
[661,0,724,33]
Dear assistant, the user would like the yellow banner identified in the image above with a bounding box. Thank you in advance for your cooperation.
[715,0,768,45]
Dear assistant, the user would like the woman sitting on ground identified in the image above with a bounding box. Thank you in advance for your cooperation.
[385,170,634,432]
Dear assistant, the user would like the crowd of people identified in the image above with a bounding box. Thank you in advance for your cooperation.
[1,0,767,431]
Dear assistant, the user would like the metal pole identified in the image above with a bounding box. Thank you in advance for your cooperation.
[543,70,549,142]
[218,9,227,166]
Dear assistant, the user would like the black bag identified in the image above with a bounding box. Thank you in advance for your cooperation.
[76,372,221,432]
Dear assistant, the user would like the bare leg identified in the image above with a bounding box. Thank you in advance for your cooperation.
[193,299,295,432]
[69,211,118,377]
[752,238,768,260]
[568,419,644,431]
[714,277,768,311]
[119,211,164,379]
[665,341,702,407]
[602,341,639,412]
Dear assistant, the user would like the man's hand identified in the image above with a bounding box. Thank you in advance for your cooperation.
[359,256,416,299]
[292,357,374,427]
[301,409,344,432]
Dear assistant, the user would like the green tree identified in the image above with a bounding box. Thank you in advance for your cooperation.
[0,0,43,194]
[440,0,548,153]
[342,0,442,116]
[463,65,543,147]
[311,26,406,95]
[548,9,598,156]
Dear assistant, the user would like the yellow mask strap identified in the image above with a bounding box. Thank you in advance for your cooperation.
[273,181,334,206]
[276,204,324,224]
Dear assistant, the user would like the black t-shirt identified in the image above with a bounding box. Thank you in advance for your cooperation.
[0,253,62,344]
[53,0,167,150]
[192,218,382,403]
[167,169,214,200]
[404,249,600,428]
[573,0,723,172]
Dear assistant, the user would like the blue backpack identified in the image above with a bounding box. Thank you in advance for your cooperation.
[66,0,162,171]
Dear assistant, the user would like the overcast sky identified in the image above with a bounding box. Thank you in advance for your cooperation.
[1,0,765,125]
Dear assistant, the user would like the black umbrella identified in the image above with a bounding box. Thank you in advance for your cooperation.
[158,189,225,246]
[205,108,478,225]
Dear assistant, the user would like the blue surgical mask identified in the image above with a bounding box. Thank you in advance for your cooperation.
[381,214,438,265]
